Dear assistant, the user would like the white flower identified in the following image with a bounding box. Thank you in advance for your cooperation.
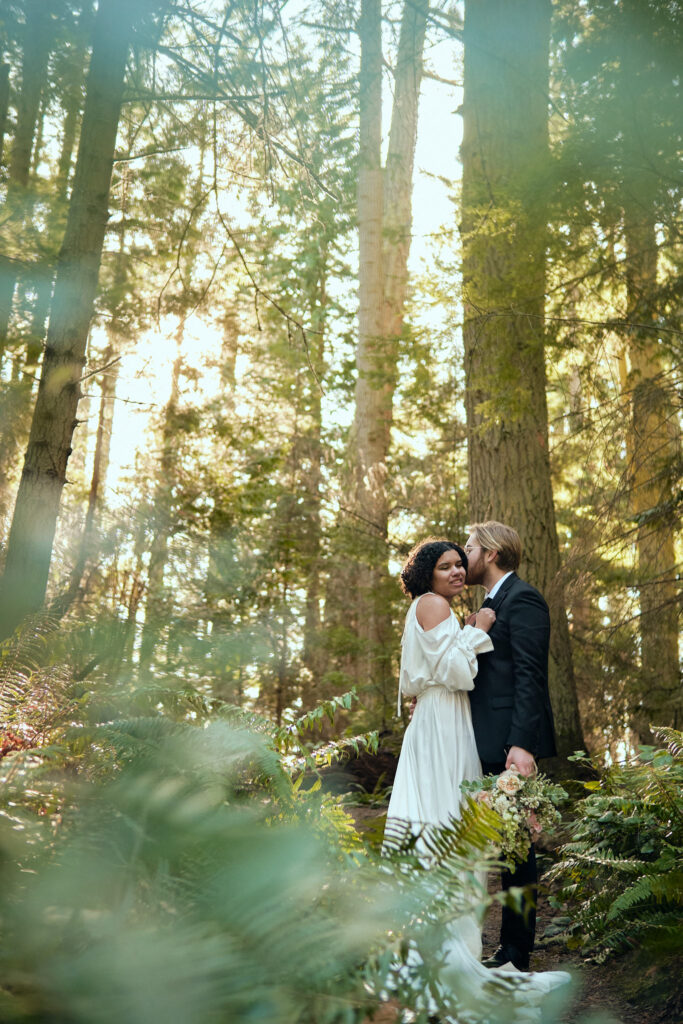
[494,795,509,816]
[496,771,523,795]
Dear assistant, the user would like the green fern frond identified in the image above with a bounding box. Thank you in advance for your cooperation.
[605,871,683,921]
[606,876,658,921]
[0,615,60,723]
[563,847,649,873]
[652,725,683,759]
[217,694,379,782]
[556,729,683,970]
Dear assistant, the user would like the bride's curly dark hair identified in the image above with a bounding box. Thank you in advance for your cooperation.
[400,538,468,598]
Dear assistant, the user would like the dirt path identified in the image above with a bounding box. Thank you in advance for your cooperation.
[483,871,647,1024]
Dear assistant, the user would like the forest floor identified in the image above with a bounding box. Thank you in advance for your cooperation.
[485,871,662,1024]
[348,805,675,1024]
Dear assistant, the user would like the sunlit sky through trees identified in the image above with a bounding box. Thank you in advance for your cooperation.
[83,11,463,501]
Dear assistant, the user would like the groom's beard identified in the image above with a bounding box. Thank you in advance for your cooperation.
[466,554,486,587]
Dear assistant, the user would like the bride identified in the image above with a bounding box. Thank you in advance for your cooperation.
[384,538,570,1019]
[387,538,495,855]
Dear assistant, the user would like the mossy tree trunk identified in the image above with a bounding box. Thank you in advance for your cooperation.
[0,0,161,640]
[623,203,680,737]
[613,0,681,740]
[24,1,93,375]
[0,62,10,168]
[300,270,326,698]
[138,338,183,677]
[351,0,428,725]
[460,0,583,756]
[0,0,54,352]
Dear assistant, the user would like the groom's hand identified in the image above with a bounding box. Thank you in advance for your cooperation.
[506,745,536,777]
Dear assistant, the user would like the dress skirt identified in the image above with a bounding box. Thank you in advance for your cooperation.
[387,685,482,830]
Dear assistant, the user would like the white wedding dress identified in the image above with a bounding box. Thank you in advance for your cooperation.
[387,595,491,844]
[384,596,571,1022]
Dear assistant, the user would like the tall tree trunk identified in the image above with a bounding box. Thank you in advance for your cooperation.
[52,344,119,614]
[25,0,93,371]
[460,0,583,756]
[204,312,240,701]
[0,0,53,353]
[25,96,82,373]
[382,0,427,346]
[0,42,95,551]
[62,157,130,608]
[218,311,238,417]
[623,202,680,738]
[350,0,385,715]
[30,95,46,175]
[350,0,428,726]
[300,278,325,700]
[138,338,182,677]
[274,595,290,728]
[0,0,145,640]
[0,62,10,168]
[618,0,681,739]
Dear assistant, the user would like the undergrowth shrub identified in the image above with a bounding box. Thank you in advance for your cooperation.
[552,728,683,1013]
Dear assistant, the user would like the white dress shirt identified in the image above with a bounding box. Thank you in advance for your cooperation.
[486,570,513,601]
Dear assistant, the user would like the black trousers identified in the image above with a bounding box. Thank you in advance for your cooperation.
[481,760,537,958]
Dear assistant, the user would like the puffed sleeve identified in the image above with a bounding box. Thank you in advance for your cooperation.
[460,623,495,660]
[400,617,493,700]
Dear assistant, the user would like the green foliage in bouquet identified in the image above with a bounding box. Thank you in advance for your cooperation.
[461,768,567,865]
[551,729,683,968]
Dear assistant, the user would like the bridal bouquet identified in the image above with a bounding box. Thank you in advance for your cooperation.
[462,767,567,864]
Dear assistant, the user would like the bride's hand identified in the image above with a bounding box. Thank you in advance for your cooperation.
[474,608,496,632]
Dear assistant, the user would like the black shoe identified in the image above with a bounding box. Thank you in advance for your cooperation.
[481,945,529,971]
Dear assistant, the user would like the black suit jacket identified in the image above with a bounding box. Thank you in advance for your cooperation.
[469,573,557,764]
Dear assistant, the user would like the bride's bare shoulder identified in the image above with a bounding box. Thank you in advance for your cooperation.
[415,593,451,631]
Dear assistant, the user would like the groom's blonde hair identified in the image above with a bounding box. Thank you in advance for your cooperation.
[469,521,522,572]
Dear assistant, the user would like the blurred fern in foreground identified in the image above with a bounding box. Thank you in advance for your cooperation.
[0,720,508,1024]
[0,623,572,1023]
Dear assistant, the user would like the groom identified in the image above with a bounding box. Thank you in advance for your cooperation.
[464,520,557,971]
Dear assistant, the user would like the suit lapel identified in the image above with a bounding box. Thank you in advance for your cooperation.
[488,572,517,612]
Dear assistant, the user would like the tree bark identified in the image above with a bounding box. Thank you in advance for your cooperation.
[300,275,325,698]
[53,343,119,615]
[138,337,182,677]
[350,0,385,715]
[0,32,95,552]
[350,0,428,725]
[460,0,583,756]
[382,0,427,347]
[0,62,10,168]
[0,0,54,352]
[25,0,94,370]
[25,2,93,370]
[623,201,680,738]
[24,96,81,372]
[616,0,681,739]
[0,0,144,640]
